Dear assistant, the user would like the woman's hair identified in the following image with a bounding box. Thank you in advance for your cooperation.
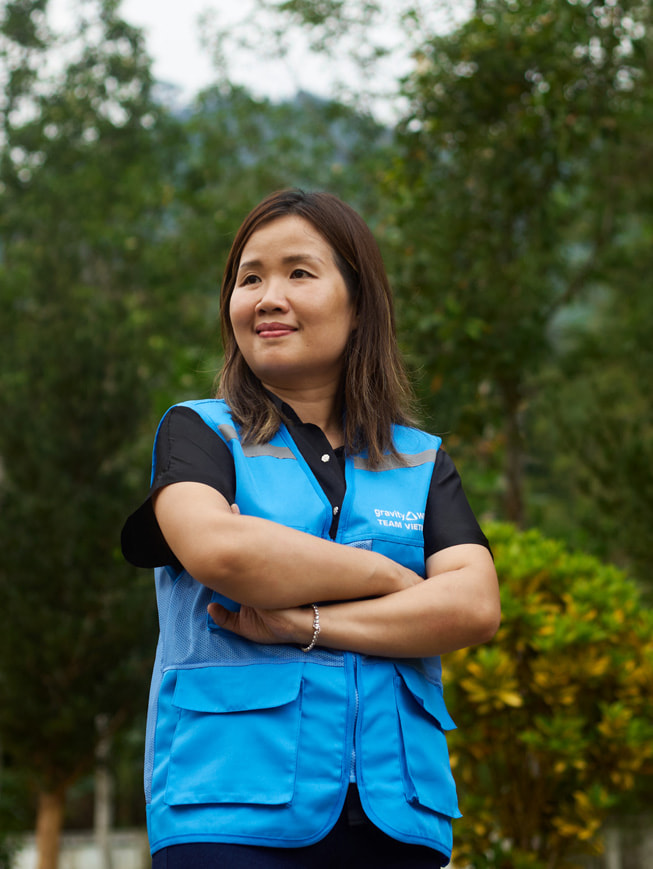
[216,188,417,467]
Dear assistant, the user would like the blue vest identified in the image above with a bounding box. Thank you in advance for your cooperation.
[145,399,461,856]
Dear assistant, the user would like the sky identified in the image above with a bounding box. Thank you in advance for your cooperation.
[47,0,472,120]
[48,0,390,109]
[111,0,222,99]
[49,0,266,102]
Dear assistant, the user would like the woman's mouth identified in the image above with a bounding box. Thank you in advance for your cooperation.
[255,322,297,338]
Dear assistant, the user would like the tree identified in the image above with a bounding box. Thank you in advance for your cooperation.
[386,0,653,526]
[528,221,653,583]
[0,1,173,865]
[444,523,653,868]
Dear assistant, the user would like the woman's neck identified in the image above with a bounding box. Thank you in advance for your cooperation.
[264,383,344,448]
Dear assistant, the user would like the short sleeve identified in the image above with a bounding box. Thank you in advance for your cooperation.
[423,450,490,559]
[121,406,236,568]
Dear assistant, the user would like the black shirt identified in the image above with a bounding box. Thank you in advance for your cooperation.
[121,403,489,570]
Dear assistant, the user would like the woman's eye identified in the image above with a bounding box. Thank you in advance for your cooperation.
[290,268,312,279]
[239,274,260,286]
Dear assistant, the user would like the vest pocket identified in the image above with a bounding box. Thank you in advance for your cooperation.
[393,665,462,819]
[164,663,304,807]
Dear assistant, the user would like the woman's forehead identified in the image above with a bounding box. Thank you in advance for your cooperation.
[243,215,324,247]
[239,215,336,265]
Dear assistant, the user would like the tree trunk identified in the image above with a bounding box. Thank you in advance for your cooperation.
[95,713,114,869]
[35,789,65,869]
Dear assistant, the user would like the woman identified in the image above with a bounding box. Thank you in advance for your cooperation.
[122,189,500,868]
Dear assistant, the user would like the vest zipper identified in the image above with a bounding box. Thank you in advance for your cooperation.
[349,653,359,781]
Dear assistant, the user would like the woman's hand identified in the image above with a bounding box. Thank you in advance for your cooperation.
[207,601,312,647]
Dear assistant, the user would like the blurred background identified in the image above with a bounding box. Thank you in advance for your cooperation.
[1,1,652,867]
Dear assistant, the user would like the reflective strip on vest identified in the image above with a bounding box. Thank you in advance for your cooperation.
[353,449,437,471]
[218,423,434,468]
[242,444,295,459]
[218,424,238,442]
[218,424,296,460]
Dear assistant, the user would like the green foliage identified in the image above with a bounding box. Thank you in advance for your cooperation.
[0,0,165,798]
[382,0,653,526]
[528,215,653,582]
[444,523,653,867]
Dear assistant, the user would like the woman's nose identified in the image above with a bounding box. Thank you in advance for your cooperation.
[255,279,289,313]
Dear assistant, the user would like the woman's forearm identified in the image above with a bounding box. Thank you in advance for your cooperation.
[311,571,498,657]
[208,544,500,658]
[154,481,421,608]
[310,545,500,657]
[203,513,419,607]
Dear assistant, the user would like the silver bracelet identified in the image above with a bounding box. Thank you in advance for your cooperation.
[301,604,320,652]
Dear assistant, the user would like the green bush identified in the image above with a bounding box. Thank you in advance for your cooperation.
[445,523,653,868]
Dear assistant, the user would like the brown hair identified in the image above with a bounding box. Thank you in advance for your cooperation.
[216,189,417,467]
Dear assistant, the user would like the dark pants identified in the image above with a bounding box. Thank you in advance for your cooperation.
[152,787,447,868]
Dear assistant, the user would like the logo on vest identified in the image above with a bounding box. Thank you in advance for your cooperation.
[373,508,424,532]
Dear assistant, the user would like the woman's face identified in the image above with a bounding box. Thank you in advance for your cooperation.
[229,215,358,393]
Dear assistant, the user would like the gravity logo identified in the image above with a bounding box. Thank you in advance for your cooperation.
[373,508,424,532]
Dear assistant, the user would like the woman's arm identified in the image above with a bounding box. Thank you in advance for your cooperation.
[153,481,423,607]
[312,543,499,656]
[208,543,500,658]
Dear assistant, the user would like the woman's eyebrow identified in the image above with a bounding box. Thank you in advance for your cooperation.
[237,253,325,274]
[281,253,325,267]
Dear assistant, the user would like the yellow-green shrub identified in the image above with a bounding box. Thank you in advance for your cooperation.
[444,523,653,868]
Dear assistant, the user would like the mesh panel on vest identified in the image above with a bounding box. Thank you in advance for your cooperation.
[156,569,345,670]
[144,635,163,804]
